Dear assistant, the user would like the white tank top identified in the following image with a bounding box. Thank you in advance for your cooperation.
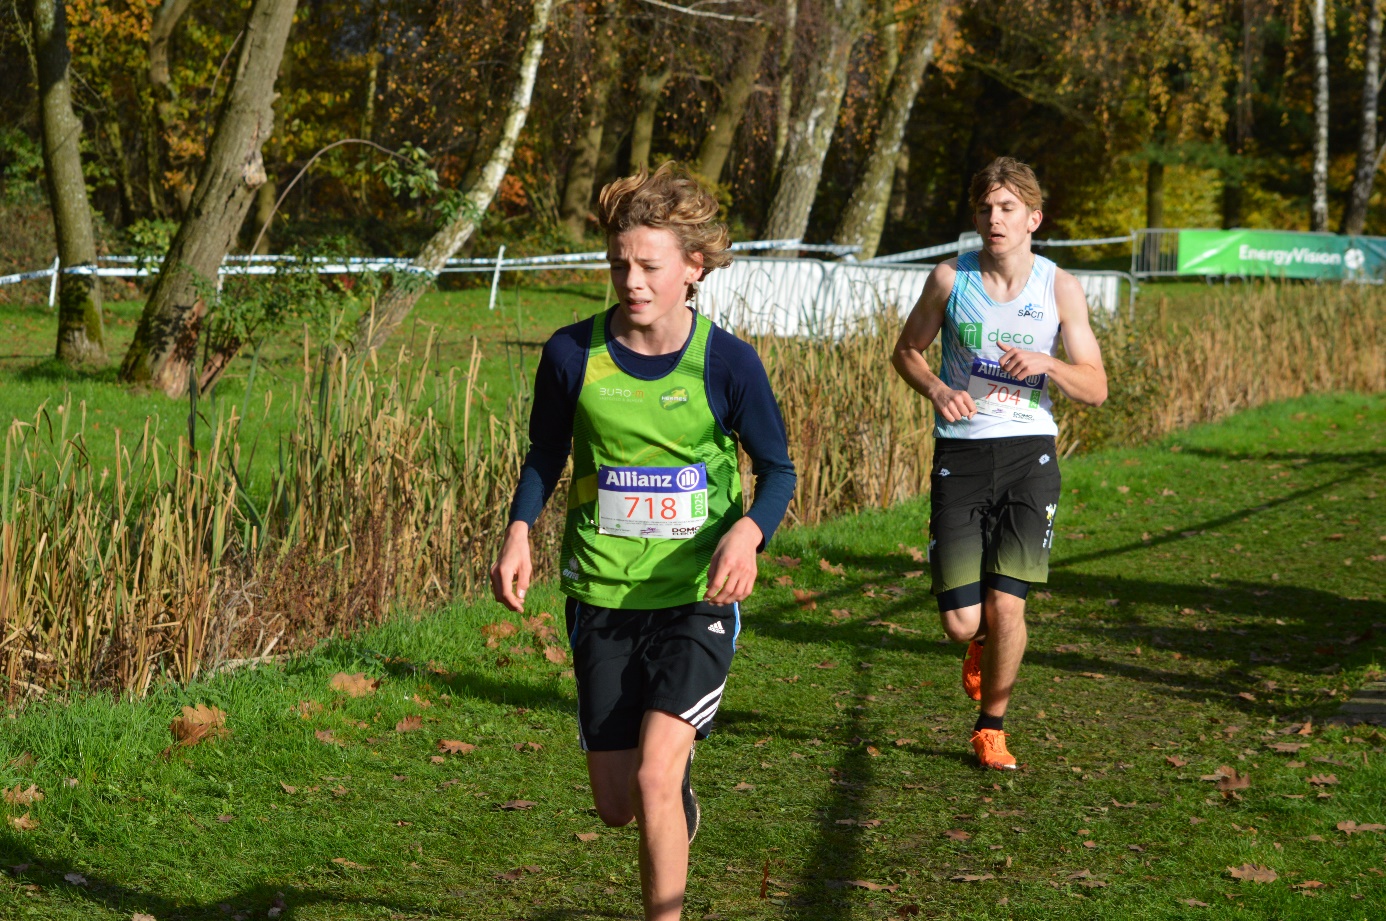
[935,250,1061,440]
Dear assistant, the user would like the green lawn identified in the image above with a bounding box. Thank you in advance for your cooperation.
[1,391,1382,920]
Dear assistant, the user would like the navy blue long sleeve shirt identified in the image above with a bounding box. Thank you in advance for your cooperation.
[507,308,796,546]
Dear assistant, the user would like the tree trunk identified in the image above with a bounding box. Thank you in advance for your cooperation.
[772,0,799,178]
[1222,0,1260,229]
[145,0,196,218]
[874,0,899,99]
[1343,0,1383,235]
[762,0,865,246]
[1146,159,1165,228]
[251,175,275,254]
[559,37,619,239]
[832,1,945,259]
[354,0,555,354]
[1310,0,1329,232]
[630,65,671,172]
[119,0,297,396]
[887,143,909,224]
[695,26,769,183]
[31,0,107,366]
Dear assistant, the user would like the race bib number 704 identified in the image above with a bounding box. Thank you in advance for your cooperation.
[597,463,709,539]
[966,357,1046,423]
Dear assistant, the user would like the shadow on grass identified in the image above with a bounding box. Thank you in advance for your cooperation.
[0,839,420,920]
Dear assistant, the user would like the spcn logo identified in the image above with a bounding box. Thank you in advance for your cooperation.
[660,386,689,410]
[1017,304,1044,321]
[959,322,983,350]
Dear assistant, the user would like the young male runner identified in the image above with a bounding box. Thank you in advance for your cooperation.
[491,162,795,920]
[891,157,1106,770]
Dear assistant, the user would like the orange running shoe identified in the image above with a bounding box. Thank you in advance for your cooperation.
[971,728,1017,770]
[961,640,984,701]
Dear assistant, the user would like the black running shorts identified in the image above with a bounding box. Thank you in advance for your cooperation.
[565,597,739,752]
[928,435,1061,608]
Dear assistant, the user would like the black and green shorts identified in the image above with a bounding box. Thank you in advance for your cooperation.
[928,435,1061,611]
[565,597,739,752]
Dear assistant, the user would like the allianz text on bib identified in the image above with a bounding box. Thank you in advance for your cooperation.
[597,463,709,539]
[966,357,1046,424]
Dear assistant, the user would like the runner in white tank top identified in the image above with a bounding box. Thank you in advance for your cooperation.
[890,157,1108,771]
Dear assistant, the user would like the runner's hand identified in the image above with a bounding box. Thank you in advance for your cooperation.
[997,342,1054,381]
[928,382,978,424]
[704,518,763,605]
[490,521,533,612]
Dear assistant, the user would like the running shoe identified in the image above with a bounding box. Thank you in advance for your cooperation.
[682,743,700,843]
[971,728,1017,770]
[962,639,984,701]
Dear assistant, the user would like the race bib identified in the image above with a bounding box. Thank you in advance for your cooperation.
[597,464,709,539]
[966,357,1045,423]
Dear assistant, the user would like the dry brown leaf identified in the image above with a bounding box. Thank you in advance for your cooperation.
[813,660,837,669]
[500,800,537,810]
[1166,755,1189,767]
[7,752,35,771]
[819,558,846,576]
[1227,863,1277,883]
[830,609,852,620]
[774,555,801,568]
[948,874,993,883]
[1079,672,1106,680]
[944,829,971,841]
[329,672,379,697]
[3,784,43,806]
[575,832,598,842]
[1182,898,1209,907]
[132,913,157,921]
[279,782,297,795]
[774,575,794,586]
[438,740,476,755]
[1294,880,1327,890]
[332,857,370,870]
[792,588,821,609]
[865,745,881,757]
[543,645,568,665]
[395,715,423,733]
[1307,773,1338,786]
[294,700,322,718]
[1297,719,1314,736]
[845,879,899,892]
[169,704,228,748]
[314,729,339,745]
[494,865,542,881]
[1270,741,1309,753]
[734,782,755,792]
[894,738,916,747]
[482,621,519,640]
[899,544,925,563]
[1337,820,1386,835]
[1216,768,1250,792]
[8,813,36,831]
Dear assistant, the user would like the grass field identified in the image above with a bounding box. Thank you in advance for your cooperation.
[0,390,1381,920]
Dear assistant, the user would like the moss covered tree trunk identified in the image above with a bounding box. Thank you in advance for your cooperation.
[695,26,769,184]
[31,0,106,366]
[119,0,297,396]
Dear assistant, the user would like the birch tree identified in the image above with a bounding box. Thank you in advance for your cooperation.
[31,0,106,365]
[355,0,555,353]
[118,0,298,395]
[832,1,948,259]
[1310,0,1329,231]
[1343,0,1383,235]
[762,0,865,245]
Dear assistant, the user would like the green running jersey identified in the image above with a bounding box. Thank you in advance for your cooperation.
[559,309,743,608]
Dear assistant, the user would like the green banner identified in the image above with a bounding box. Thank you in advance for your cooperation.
[1175,230,1384,280]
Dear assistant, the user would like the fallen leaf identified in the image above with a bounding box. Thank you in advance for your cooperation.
[575,832,598,842]
[774,555,801,568]
[169,704,229,748]
[894,738,916,747]
[1227,863,1277,883]
[217,814,235,823]
[543,645,568,665]
[481,621,519,640]
[1237,692,1256,701]
[438,740,475,755]
[1297,719,1314,736]
[774,575,794,586]
[949,874,994,883]
[3,784,43,806]
[1083,841,1097,849]
[8,813,36,831]
[329,673,379,697]
[1307,774,1338,786]
[944,829,972,841]
[792,589,821,609]
[845,879,899,892]
[314,730,339,745]
[899,544,925,563]
[813,660,837,669]
[495,865,542,881]
[819,558,845,576]
[430,755,446,764]
[1189,817,1206,825]
[1216,768,1250,792]
[865,745,881,757]
[830,609,852,620]
[1270,742,1309,753]
[395,715,423,733]
[331,857,370,870]
[1079,672,1106,680]
[1337,820,1386,835]
[734,782,755,792]
[1182,898,1209,907]
[500,800,537,810]
[897,906,921,917]
[133,914,157,921]
[293,700,322,718]
[7,752,35,771]
[1294,880,1327,890]
[1166,755,1188,767]
[279,782,297,794]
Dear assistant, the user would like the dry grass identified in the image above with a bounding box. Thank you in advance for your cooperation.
[0,283,1380,695]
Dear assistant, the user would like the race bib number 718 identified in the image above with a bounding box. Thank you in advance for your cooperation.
[597,463,709,539]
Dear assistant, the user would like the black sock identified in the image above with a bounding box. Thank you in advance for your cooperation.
[974,713,1004,733]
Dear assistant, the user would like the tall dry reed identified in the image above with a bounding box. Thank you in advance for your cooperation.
[1,283,1380,695]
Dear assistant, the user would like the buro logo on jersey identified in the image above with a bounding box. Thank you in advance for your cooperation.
[958,322,1034,348]
[599,386,644,401]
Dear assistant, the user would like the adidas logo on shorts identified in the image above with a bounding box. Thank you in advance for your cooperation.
[707,621,726,634]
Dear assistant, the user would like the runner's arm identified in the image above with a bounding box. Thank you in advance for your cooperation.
[891,260,978,423]
[995,270,1106,406]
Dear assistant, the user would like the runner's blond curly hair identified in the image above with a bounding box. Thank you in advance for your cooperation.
[598,162,732,299]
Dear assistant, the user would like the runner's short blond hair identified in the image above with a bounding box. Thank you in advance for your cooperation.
[598,162,732,294]
[969,157,1044,213]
